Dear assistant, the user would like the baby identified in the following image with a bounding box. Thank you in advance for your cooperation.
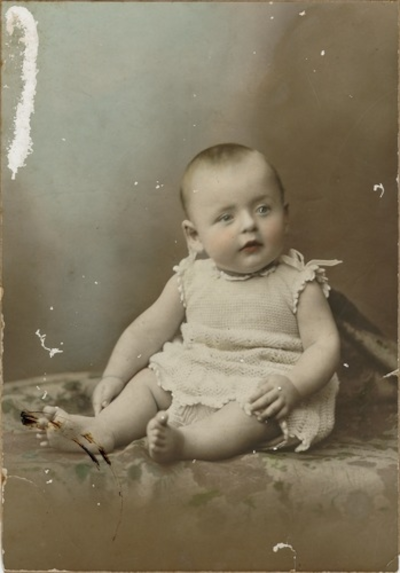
[36,143,341,463]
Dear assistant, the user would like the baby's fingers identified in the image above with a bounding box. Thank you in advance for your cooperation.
[248,393,273,413]
[247,383,273,403]
[93,400,110,416]
[244,393,270,416]
[253,397,285,422]
[92,392,107,416]
[246,385,282,414]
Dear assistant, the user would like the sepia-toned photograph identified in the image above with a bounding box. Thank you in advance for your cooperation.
[1,1,398,571]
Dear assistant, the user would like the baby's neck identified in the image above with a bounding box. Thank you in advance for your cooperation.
[216,259,279,278]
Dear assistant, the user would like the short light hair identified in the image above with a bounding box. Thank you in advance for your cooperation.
[180,143,285,215]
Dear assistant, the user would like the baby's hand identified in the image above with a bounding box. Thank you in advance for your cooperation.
[244,374,301,422]
[92,376,125,415]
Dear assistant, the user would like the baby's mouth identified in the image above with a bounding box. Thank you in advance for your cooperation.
[240,240,262,252]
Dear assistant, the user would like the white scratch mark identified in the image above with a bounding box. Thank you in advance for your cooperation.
[1,469,8,503]
[8,474,38,488]
[321,50,326,56]
[343,363,349,368]
[299,10,306,16]
[273,543,297,569]
[35,329,64,358]
[373,183,385,198]
[41,390,48,400]
[5,6,39,180]
[383,368,399,379]
[46,479,53,485]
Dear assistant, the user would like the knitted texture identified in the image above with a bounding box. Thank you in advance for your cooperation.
[149,249,340,452]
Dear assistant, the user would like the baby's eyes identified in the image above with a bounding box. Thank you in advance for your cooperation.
[216,205,271,223]
[256,205,271,215]
[217,213,233,223]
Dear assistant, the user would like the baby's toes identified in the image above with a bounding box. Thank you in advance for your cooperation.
[152,430,166,447]
[43,405,61,421]
[147,412,169,446]
[154,411,168,428]
[35,415,52,430]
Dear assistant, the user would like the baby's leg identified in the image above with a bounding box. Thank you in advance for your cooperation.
[147,401,281,463]
[40,368,171,454]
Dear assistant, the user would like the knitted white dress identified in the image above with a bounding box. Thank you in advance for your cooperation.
[149,249,340,452]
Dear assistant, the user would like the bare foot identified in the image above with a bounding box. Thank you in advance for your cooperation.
[146,411,184,463]
[33,406,115,455]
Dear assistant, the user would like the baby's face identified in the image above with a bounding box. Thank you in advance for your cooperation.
[183,153,288,275]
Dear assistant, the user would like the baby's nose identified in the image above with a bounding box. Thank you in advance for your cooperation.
[241,211,257,231]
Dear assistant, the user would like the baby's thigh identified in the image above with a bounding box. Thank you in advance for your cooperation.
[127,368,172,410]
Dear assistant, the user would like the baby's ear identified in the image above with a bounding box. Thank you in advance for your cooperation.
[182,220,204,254]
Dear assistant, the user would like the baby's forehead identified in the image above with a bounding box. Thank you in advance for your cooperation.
[189,151,272,183]
[181,150,283,216]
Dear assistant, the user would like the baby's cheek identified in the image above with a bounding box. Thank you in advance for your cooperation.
[210,229,235,252]
[268,219,286,242]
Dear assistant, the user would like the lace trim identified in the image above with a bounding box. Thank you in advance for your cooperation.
[214,262,278,281]
[280,249,342,313]
[172,253,197,308]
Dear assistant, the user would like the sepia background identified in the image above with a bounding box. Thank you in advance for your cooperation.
[1,4,398,572]
[2,1,398,382]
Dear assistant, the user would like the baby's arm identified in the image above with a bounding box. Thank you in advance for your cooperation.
[92,275,185,414]
[247,281,340,422]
